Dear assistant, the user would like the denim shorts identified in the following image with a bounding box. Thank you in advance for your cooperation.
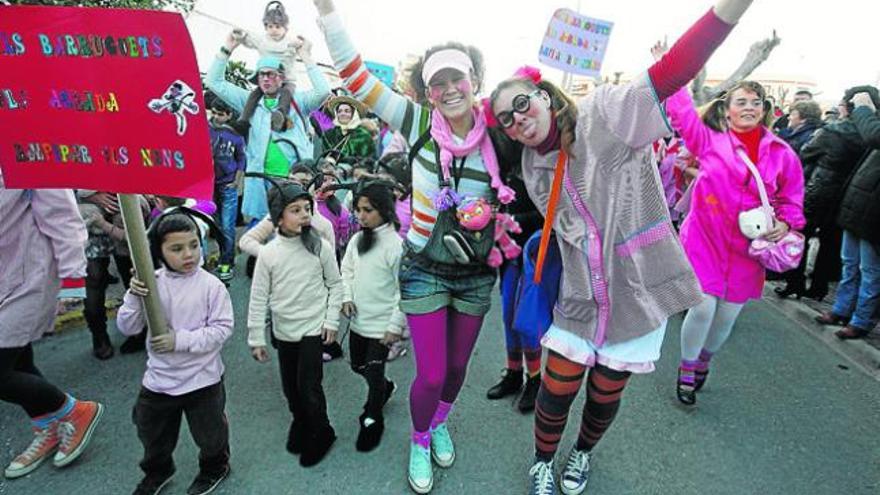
[398,243,497,316]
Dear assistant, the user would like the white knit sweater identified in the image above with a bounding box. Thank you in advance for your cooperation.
[340,224,405,339]
[247,234,342,347]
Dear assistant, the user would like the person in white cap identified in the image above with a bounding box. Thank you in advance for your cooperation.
[312,0,522,492]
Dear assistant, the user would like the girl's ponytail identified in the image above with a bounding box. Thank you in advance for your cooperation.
[699,97,729,133]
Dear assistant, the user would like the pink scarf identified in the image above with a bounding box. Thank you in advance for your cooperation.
[430,107,515,211]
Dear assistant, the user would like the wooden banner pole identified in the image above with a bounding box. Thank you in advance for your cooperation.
[118,194,167,337]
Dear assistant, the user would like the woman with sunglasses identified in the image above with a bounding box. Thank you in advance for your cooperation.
[311,1,521,492]
[488,1,756,493]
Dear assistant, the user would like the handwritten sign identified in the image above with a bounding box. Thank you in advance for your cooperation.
[0,5,213,199]
[365,60,396,89]
[538,8,614,77]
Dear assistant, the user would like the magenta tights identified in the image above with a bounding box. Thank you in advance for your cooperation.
[408,308,484,432]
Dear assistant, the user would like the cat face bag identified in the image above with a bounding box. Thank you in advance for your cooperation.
[735,148,804,272]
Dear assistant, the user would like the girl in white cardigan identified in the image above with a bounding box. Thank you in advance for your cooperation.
[340,181,405,452]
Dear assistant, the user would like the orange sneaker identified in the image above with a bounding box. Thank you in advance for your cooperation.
[52,400,104,468]
[4,424,59,479]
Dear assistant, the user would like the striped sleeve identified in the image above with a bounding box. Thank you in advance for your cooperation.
[319,12,427,144]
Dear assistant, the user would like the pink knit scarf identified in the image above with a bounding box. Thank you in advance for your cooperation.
[430,107,515,211]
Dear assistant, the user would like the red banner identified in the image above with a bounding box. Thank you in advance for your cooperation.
[0,5,213,199]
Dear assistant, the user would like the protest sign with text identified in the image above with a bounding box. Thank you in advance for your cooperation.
[0,5,212,199]
[538,8,614,78]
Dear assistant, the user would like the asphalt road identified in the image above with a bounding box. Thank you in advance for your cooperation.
[2,270,879,495]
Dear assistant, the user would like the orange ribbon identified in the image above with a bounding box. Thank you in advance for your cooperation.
[533,150,567,284]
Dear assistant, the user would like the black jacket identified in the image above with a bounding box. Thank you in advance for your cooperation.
[798,119,866,227]
[490,128,543,247]
[783,119,822,155]
[837,107,880,246]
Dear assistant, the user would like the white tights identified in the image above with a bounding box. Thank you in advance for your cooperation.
[680,294,745,361]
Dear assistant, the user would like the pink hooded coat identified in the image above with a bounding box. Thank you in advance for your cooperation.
[665,88,806,303]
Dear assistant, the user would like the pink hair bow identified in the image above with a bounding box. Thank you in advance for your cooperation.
[481,98,499,128]
[514,65,542,84]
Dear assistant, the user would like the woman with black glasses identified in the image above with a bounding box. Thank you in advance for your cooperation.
[487,1,756,493]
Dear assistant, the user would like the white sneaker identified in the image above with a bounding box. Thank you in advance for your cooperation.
[528,458,557,495]
[560,448,592,495]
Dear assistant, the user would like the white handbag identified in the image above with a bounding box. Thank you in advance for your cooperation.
[736,149,774,240]
[735,148,805,272]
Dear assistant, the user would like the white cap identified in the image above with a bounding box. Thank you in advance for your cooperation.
[421,49,474,85]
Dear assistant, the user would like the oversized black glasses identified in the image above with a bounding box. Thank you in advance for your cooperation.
[496,90,541,128]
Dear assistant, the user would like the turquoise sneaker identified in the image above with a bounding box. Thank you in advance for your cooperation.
[408,441,433,494]
[430,423,455,468]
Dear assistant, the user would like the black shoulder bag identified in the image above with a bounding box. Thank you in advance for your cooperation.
[409,128,496,266]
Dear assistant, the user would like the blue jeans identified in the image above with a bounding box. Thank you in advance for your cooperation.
[215,185,239,266]
[398,243,496,317]
[832,231,880,330]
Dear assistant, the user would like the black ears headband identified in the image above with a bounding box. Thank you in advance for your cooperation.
[146,205,223,266]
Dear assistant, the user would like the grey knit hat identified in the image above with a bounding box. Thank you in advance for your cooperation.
[268,182,312,226]
[263,1,290,27]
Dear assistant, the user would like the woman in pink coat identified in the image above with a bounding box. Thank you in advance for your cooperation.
[665,81,805,405]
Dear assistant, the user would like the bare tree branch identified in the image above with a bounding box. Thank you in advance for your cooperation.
[692,30,781,105]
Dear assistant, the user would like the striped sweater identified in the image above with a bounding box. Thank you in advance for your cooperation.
[319,12,493,250]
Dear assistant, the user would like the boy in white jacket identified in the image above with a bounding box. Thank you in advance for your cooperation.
[247,182,342,467]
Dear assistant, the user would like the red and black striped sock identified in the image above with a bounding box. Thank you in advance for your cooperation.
[524,347,542,377]
[507,348,524,372]
[575,364,631,452]
[534,351,586,461]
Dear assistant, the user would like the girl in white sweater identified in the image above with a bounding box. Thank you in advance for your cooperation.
[247,182,342,468]
[340,182,405,452]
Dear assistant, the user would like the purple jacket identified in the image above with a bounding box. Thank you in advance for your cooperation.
[666,88,805,303]
[317,198,354,251]
[1,178,87,348]
[117,267,234,396]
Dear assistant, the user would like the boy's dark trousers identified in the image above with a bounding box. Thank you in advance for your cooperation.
[133,381,230,479]
[276,336,332,434]
[348,332,389,420]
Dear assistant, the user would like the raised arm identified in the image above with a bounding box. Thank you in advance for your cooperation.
[664,87,714,157]
[291,36,332,114]
[204,32,250,113]
[313,0,427,143]
[647,0,753,102]
[850,95,880,149]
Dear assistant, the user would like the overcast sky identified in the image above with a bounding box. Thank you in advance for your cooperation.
[185,0,879,103]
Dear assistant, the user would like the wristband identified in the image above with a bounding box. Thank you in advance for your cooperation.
[220,46,232,57]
